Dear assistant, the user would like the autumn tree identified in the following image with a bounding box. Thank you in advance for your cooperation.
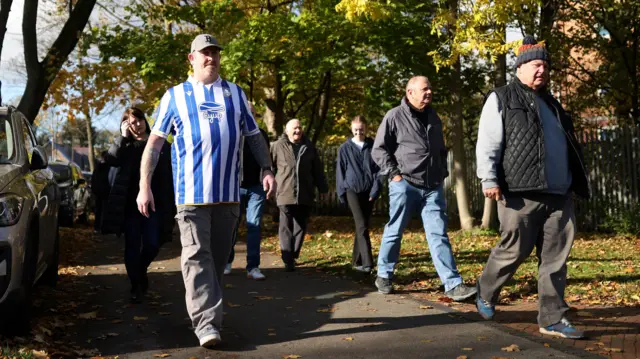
[7,0,99,123]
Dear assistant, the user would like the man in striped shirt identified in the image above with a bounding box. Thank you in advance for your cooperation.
[136,34,276,349]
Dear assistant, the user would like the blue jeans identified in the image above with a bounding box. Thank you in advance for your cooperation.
[124,208,162,286]
[377,180,462,292]
[228,185,266,270]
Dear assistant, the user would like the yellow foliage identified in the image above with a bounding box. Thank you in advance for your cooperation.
[336,0,539,70]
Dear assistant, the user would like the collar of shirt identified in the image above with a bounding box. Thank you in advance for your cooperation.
[187,75,222,88]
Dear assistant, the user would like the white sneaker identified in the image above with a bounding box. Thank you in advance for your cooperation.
[199,330,222,348]
[247,268,266,281]
[223,263,232,275]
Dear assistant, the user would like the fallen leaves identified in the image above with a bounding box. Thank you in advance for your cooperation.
[316,307,336,313]
[461,347,473,351]
[419,305,434,309]
[456,356,468,359]
[343,337,354,341]
[153,354,171,358]
[78,311,98,319]
[501,344,520,352]
[282,355,302,359]
[133,316,148,321]
[227,302,242,308]
[254,296,274,301]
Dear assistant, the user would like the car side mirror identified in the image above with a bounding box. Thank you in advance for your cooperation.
[30,146,48,170]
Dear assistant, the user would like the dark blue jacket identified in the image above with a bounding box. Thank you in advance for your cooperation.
[336,137,381,204]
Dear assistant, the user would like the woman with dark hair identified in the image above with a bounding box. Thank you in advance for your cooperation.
[102,107,175,303]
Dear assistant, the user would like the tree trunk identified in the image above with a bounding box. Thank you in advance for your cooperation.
[0,0,14,67]
[451,59,474,230]
[311,71,331,145]
[274,60,285,133]
[85,112,95,171]
[263,90,278,137]
[481,31,507,230]
[18,0,97,123]
[539,0,557,50]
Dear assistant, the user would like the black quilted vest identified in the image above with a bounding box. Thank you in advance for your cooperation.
[493,79,590,199]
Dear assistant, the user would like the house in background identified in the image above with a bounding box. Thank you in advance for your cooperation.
[42,142,91,171]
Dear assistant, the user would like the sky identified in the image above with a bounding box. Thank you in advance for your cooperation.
[0,0,25,104]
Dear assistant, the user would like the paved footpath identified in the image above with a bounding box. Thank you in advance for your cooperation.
[50,233,610,359]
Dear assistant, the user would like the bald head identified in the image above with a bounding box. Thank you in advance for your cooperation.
[405,76,433,111]
[285,119,303,143]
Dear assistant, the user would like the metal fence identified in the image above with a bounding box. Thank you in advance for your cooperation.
[310,125,640,231]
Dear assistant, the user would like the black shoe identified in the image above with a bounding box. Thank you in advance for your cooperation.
[284,262,295,272]
[375,276,393,294]
[353,265,372,274]
[445,283,477,302]
[130,287,143,304]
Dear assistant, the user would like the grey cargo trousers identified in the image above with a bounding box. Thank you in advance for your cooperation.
[478,193,576,327]
[176,204,240,339]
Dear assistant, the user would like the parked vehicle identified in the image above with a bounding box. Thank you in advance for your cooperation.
[50,162,91,225]
[0,106,60,334]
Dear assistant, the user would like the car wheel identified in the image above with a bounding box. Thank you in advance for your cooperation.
[0,219,38,335]
[40,228,60,288]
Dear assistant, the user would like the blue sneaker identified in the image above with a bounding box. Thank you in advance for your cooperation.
[539,318,585,339]
[475,295,495,320]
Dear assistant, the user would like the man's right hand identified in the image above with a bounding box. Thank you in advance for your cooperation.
[392,175,403,182]
[483,187,502,201]
[137,187,155,218]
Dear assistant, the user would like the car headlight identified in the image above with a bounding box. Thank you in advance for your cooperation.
[0,194,24,227]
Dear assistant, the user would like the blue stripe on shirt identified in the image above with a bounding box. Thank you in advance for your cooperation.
[183,82,204,202]
[237,86,257,133]
[222,81,237,202]
[205,85,221,203]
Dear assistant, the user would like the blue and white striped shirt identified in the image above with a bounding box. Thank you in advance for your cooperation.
[152,76,260,205]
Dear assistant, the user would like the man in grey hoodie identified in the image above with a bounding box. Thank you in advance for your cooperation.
[475,36,590,339]
[372,76,477,301]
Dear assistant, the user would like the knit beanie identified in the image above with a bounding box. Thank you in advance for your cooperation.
[514,35,551,69]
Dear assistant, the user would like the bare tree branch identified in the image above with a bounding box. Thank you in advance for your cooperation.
[19,0,98,122]
[22,0,39,76]
[0,0,14,64]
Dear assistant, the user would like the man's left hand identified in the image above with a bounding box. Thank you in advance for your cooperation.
[262,170,277,200]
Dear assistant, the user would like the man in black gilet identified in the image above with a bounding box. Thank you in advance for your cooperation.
[475,36,590,339]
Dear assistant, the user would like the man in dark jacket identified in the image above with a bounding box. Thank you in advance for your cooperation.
[372,76,476,301]
[336,116,381,273]
[272,119,329,271]
[475,36,590,340]
[91,151,111,233]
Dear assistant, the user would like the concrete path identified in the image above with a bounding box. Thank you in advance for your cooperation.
[54,234,603,359]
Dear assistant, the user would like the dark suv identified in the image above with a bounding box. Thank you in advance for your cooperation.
[50,162,89,226]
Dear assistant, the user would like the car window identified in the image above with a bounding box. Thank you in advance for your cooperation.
[0,117,14,163]
[21,118,36,163]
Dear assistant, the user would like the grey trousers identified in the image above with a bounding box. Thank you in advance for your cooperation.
[478,193,575,327]
[176,204,240,338]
